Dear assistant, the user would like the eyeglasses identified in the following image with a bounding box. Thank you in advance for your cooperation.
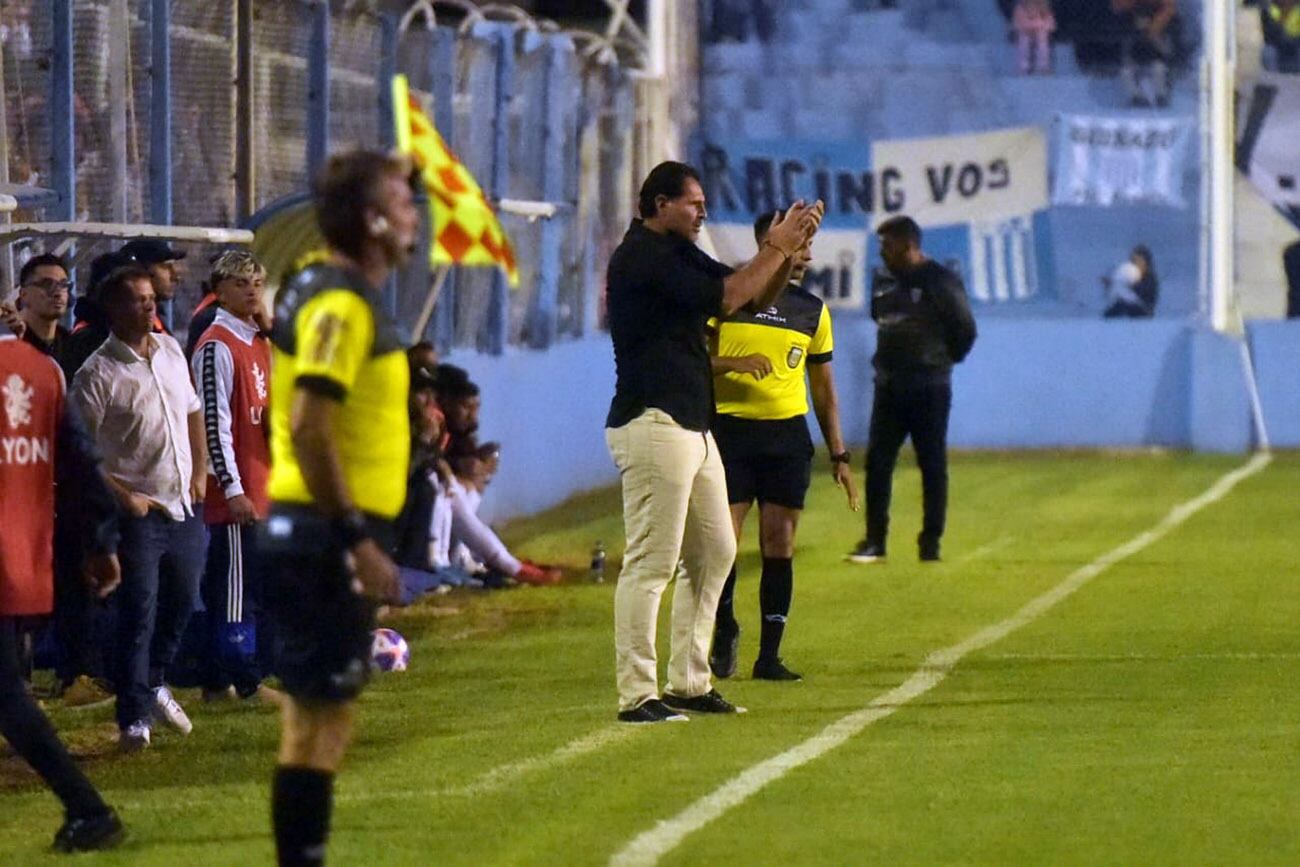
[23,278,72,294]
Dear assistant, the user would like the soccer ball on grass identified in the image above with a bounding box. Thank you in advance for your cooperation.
[371,628,410,672]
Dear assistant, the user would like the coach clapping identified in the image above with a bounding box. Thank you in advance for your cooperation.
[604,160,823,723]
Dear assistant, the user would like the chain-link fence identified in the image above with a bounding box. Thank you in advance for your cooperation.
[0,0,683,352]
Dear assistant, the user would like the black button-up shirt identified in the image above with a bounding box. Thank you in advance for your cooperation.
[606,220,731,432]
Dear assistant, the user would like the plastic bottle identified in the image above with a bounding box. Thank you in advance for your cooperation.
[590,541,606,583]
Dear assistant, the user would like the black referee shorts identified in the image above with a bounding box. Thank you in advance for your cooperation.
[258,505,390,705]
[712,414,814,511]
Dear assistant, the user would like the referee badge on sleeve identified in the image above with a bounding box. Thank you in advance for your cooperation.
[786,346,804,369]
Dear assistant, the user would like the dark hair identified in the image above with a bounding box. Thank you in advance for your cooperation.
[752,209,780,244]
[18,253,68,287]
[98,264,155,308]
[86,251,134,297]
[476,441,501,461]
[876,215,922,246]
[312,150,410,259]
[637,161,701,219]
[435,363,480,401]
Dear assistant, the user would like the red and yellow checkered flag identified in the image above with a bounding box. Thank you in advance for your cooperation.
[392,75,519,286]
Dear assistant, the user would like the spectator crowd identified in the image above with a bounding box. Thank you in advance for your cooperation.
[0,241,561,751]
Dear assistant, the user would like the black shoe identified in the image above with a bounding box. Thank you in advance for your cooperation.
[52,808,125,853]
[661,689,747,715]
[919,537,941,562]
[617,698,689,724]
[844,541,886,564]
[752,657,802,681]
[709,626,740,679]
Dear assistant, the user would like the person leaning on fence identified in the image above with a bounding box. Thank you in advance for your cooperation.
[71,263,210,752]
[604,159,824,723]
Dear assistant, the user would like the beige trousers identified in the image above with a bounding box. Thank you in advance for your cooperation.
[606,409,737,711]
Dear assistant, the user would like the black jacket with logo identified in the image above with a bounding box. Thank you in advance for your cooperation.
[870,259,977,383]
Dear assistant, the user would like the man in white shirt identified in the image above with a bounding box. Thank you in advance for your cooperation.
[71,263,208,752]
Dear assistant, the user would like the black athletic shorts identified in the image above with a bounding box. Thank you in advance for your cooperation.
[258,505,392,705]
[711,414,814,510]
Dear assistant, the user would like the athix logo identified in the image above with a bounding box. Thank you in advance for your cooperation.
[754,306,787,324]
[252,362,268,401]
[3,373,33,429]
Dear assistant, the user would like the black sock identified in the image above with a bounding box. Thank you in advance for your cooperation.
[272,766,333,867]
[714,565,738,636]
[757,557,793,662]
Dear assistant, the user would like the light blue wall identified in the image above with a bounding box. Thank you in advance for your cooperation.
[447,336,618,524]
[812,317,1220,452]
[455,319,1261,523]
[1247,320,1300,448]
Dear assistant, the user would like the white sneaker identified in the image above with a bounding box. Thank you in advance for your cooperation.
[120,720,151,752]
[152,686,193,734]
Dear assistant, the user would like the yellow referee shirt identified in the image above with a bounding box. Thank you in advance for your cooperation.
[710,286,834,420]
[267,264,410,520]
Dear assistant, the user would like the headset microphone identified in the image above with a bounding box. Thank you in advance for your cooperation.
[370,215,391,237]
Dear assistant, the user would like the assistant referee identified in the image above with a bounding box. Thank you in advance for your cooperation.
[708,209,858,682]
[261,150,419,866]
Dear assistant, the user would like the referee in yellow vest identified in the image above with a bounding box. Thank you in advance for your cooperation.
[707,209,859,681]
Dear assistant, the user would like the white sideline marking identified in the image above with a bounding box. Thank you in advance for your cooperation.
[340,725,636,803]
[985,652,1300,662]
[957,536,1013,562]
[610,453,1272,867]
[120,726,636,812]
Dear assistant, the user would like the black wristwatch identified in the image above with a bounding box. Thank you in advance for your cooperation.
[332,509,371,549]
[830,451,852,464]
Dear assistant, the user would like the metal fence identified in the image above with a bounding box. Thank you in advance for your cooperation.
[0,0,687,353]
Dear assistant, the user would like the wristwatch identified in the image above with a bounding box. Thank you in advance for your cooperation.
[332,509,371,549]
[830,451,852,464]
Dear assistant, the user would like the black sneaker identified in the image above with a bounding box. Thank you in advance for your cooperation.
[52,808,125,853]
[752,657,802,681]
[661,689,747,715]
[844,541,886,564]
[709,626,740,679]
[919,537,941,562]
[617,698,689,724]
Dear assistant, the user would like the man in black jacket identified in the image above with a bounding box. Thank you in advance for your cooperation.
[846,216,976,564]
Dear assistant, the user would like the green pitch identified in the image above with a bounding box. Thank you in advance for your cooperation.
[2,452,1298,865]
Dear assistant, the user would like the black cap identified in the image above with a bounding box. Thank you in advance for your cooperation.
[86,250,135,295]
[120,238,187,266]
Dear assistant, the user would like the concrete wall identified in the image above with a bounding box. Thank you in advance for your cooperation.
[454,319,1268,523]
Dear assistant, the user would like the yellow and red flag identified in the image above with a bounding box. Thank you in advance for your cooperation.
[392,75,518,286]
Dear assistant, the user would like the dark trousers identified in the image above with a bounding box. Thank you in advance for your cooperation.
[200,523,264,696]
[865,379,953,549]
[114,511,205,728]
[53,549,106,685]
[0,617,106,818]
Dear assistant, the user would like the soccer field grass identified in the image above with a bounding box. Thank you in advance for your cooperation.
[2,452,1298,865]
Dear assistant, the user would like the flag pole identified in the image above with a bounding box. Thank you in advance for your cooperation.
[412,266,451,343]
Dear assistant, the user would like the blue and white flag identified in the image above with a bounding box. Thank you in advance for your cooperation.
[1052,114,1194,209]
